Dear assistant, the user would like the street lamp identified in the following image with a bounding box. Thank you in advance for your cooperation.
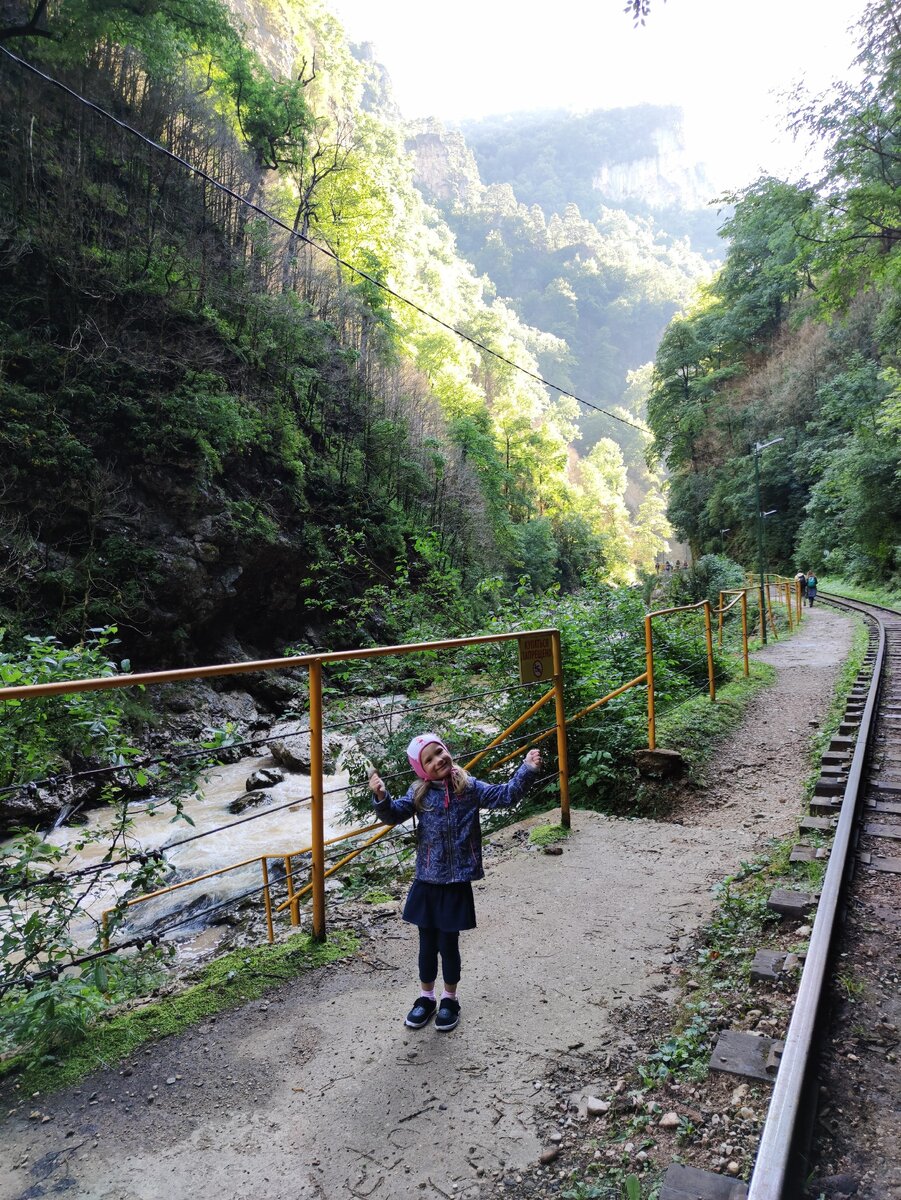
[753,438,784,645]
[719,527,730,555]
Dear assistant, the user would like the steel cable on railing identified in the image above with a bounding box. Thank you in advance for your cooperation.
[0,722,555,896]
[2,716,567,986]
[0,677,545,802]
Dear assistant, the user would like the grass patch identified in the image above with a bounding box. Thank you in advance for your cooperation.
[527,822,572,847]
[2,929,358,1094]
[819,575,901,611]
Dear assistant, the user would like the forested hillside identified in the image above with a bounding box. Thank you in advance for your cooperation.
[0,0,719,666]
[646,0,901,590]
[406,113,717,508]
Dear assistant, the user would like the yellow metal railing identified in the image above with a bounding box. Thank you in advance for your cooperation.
[746,572,804,640]
[644,599,715,751]
[11,579,808,956]
[4,627,570,945]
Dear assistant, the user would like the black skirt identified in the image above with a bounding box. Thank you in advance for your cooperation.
[402,879,477,932]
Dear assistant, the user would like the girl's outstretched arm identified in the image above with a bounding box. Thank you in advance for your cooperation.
[472,750,541,811]
[368,767,416,824]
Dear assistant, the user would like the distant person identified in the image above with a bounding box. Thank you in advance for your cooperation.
[369,733,541,1033]
[806,570,818,607]
[795,570,807,602]
[664,560,672,573]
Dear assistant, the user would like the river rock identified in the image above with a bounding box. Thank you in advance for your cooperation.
[228,790,273,815]
[156,682,263,736]
[0,783,70,832]
[245,767,283,792]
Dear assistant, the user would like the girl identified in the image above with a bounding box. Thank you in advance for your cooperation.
[369,733,541,1032]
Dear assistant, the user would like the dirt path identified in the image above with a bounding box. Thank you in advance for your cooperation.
[0,606,855,1200]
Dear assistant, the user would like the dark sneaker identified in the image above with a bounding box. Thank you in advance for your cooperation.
[435,997,461,1032]
[404,996,437,1028]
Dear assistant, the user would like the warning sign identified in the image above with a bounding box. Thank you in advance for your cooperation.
[518,633,554,684]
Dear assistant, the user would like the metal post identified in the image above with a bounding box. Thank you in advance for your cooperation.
[261,858,274,944]
[754,450,767,646]
[551,631,571,829]
[740,589,749,676]
[284,854,299,925]
[785,582,793,631]
[309,659,326,942]
[644,614,656,750]
[752,438,784,645]
[718,591,725,647]
[703,601,716,701]
[766,585,778,640]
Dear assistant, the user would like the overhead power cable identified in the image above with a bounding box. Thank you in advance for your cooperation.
[0,46,646,435]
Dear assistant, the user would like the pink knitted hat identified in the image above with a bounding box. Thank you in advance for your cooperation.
[406,733,450,780]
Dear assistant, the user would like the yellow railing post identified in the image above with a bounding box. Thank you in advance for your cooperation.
[796,579,803,622]
[740,588,749,677]
[784,582,793,631]
[284,854,299,925]
[644,613,656,750]
[551,630,571,829]
[703,600,716,701]
[309,659,326,942]
[261,858,274,944]
[758,574,766,642]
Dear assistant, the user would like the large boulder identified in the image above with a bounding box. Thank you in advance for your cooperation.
[268,727,344,774]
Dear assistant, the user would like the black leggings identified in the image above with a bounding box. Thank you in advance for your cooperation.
[418,927,461,986]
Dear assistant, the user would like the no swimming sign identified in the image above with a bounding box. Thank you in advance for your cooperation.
[517,633,554,684]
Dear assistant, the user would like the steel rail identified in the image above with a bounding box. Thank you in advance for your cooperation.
[747,594,886,1199]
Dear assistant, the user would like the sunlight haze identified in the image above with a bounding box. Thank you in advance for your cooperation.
[329,0,866,194]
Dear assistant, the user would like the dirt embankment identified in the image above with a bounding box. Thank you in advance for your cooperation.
[0,605,854,1200]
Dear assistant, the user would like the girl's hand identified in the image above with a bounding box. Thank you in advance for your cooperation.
[368,770,387,802]
[525,748,542,771]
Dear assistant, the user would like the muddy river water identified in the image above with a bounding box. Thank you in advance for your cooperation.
[42,754,356,957]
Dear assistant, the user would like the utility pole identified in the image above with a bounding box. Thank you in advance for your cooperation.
[720,527,730,555]
[753,439,783,645]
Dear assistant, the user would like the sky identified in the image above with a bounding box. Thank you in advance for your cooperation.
[328,0,867,194]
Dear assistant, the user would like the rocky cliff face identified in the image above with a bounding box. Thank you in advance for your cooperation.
[593,125,715,211]
[404,120,484,208]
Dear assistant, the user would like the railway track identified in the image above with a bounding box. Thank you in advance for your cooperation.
[663,592,901,1200]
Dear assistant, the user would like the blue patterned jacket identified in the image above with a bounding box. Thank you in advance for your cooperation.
[372,761,539,884]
